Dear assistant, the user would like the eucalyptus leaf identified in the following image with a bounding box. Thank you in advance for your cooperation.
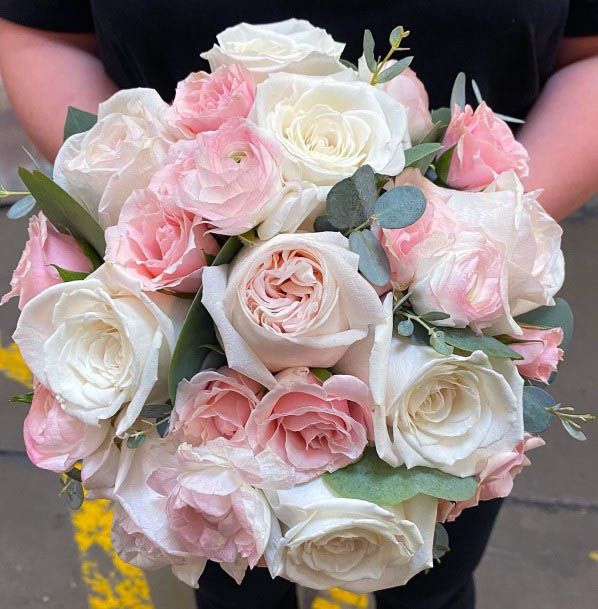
[352,165,378,217]
[314,215,338,233]
[62,479,84,510]
[522,386,555,433]
[389,25,405,45]
[326,167,375,229]
[156,418,170,438]
[430,107,451,129]
[471,79,484,105]
[127,433,146,449]
[7,195,36,220]
[19,168,106,256]
[340,59,358,71]
[397,319,415,337]
[348,229,391,286]
[140,403,172,419]
[420,122,445,145]
[310,368,333,382]
[63,106,97,141]
[435,147,455,184]
[421,311,451,322]
[65,467,82,482]
[363,30,377,72]
[374,185,426,229]
[404,143,443,167]
[52,265,90,282]
[376,56,414,84]
[450,72,467,110]
[442,328,523,359]
[561,419,587,441]
[430,331,454,356]
[325,448,478,505]
[515,298,574,349]
[433,523,451,562]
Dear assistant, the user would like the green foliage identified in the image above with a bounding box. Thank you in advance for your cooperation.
[420,311,451,322]
[363,30,377,72]
[127,432,146,449]
[314,215,337,232]
[139,403,172,419]
[404,143,443,168]
[212,236,243,266]
[310,368,333,382]
[397,319,415,337]
[61,477,84,510]
[373,186,426,229]
[430,107,452,129]
[522,386,555,433]
[515,298,574,349]
[376,56,413,83]
[450,72,467,110]
[442,328,523,359]
[435,147,455,184]
[325,448,478,505]
[326,166,376,229]
[9,391,34,404]
[63,106,97,141]
[7,195,36,220]
[19,168,106,257]
[430,330,454,356]
[348,229,391,286]
[52,265,90,282]
[433,523,451,562]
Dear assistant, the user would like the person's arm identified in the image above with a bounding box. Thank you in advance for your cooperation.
[0,18,118,161]
[518,37,598,221]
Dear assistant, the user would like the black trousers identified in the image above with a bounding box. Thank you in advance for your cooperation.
[195,499,503,609]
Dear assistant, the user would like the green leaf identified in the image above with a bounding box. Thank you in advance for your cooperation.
[430,107,451,129]
[522,386,555,433]
[420,122,445,145]
[373,185,426,229]
[471,79,484,105]
[433,522,451,562]
[7,195,36,220]
[212,236,243,266]
[310,368,333,382]
[421,311,451,322]
[397,319,415,337]
[325,448,478,505]
[326,170,372,230]
[404,143,443,168]
[63,106,97,141]
[52,265,90,282]
[340,59,358,71]
[62,479,84,510]
[139,403,172,419]
[363,30,377,72]
[156,418,170,438]
[389,25,405,45]
[19,169,106,257]
[314,215,338,233]
[200,350,227,371]
[515,298,574,349]
[450,72,467,110]
[65,467,82,482]
[348,229,390,286]
[376,56,414,84]
[435,147,455,184]
[430,331,454,356]
[561,419,587,442]
[127,433,146,449]
[352,165,378,217]
[204,252,216,265]
[9,391,34,404]
[74,236,103,270]
[442,328,523,359]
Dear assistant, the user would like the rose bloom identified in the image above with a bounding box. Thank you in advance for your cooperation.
[251,71,409,188]
[81,431,120,500]
[246,367,373,482]
[23,383,109,473]
[170,366,263,445]
[442,102,530,191]
[13,264,188,435]
[54,89,175,228]
[201,232,389,389]
[509,326,564,383]
[104,189,219,293]
[151,118,285,236]
[148,441,274,583]
[337,295,524,477]
[266,477,437,592]
[167,64,255,136]
[2,212,93,310]
[437,434,545,522]
[201,19,345,83]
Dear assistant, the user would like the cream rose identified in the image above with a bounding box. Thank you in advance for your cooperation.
[265,477,437,592]
[338,295,524,477]
[201,232,389,388]
[251,71,409,188]
[54,89,176,228]
[201,19,345,83]
[13,264,188,435]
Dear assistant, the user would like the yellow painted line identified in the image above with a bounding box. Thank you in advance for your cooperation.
[311,589,370,609]
[1,341,154,609]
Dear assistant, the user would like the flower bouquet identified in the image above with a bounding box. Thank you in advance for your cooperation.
[3,19,596,593]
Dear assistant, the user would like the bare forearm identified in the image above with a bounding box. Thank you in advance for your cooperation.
[0,19,118,161]
[519,54,598,221]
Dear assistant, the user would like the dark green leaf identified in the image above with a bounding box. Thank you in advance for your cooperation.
[74,236,103,270]
[9,391,34,404]
[374,185,426,229]
[127,433,146,449]
[52,265,90,282]
[430,331,454,356]
[310,368,333,382]
[212,236,243,266]
[442,328,523,359]
[430,107,451,129]
[204,252,216,265]
[326,175,369,230]
[352,165,378,217]
[325,447,478,505]
[450,72,467,111]
[348,229,391,286]
[522,386,555,433]
[515,298,574,349]
[62,479,84,510]
[65,467,82,482]
[421,311,451,322]
[156,418,170,438]
[139,403,172,419]
[63,106,97,141]
[200,350,227,371]
[314,215,338,233]
[376,56,414,84]
[19,169,106,257]
[363,30,377,72]
[397,319,415,336]
[561,419,587,441]
[435,147,455,184]
[404,143,443,168]
[7,195,36,220]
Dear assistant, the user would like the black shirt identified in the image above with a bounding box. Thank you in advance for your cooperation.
[1,1,597,117]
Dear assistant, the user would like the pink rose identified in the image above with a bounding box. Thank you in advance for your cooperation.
[167,64,256,136]
[437,434,545,523]
[104,189,219,293]
[170,366,263,445]
[2,212,93,309]
[23,383,109,473]
[442,102,529,191]
[246,368,373,483]
[509,326,564,383]
[147,441,273,578]
[150,117,283,236]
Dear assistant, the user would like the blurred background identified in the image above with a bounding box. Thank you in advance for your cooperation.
[0,78,596,609]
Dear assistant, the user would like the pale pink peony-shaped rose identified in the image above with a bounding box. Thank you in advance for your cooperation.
[246,367,373,483]
[170,366,263,445]
[104,189,219,293]
[509,326,564,383]
[150,117,284,236]
[437,434,545,523]
[2,212,93,309]
[147,441,273,580]
[441,102,529,191]
[167,64,256,136]
[23,383,109,473]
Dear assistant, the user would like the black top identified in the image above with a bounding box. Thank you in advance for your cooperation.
[1,1,597,117]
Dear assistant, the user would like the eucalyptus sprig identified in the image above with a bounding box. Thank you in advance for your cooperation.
[546,405,597,441]
[363,26,414,87]
[0,182,29,199]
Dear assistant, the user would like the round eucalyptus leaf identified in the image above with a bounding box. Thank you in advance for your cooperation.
[348,229,391,286]
[515,298,574,349]
[7,195,36,220]
[522,386,555,433]
[397,319,415,337]
[374,185,426,229]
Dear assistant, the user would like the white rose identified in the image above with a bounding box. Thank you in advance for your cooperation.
[201,232,389,388]
[201,19,346,83]
[54,89,176,228]
[13,264,188,435]
[338,295,524,477]
[265,477,437,592]
[251,71,409,188]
